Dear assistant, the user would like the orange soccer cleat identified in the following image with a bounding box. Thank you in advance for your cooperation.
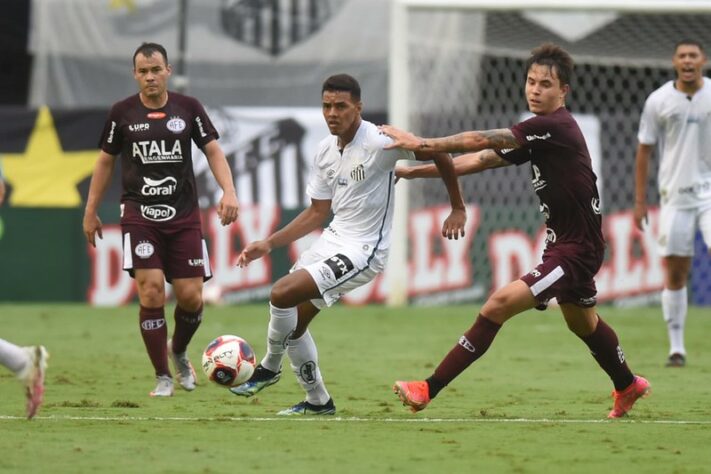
[608,376,651,419]
[393,380,431,413]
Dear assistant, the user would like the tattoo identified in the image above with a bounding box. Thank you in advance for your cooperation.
[479,149,510,168]
[479,129,519,150]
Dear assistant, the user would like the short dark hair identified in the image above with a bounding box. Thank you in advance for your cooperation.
[322,74,361,101]
[133,42,169,68]
[674,39,704,53]
[525,43,574,87]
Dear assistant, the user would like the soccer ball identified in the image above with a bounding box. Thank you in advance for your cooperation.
[201,335,256,387]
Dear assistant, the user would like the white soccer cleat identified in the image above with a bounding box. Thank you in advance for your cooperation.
[168,339,197,391]
[149,375,174,397]
[18,345,49,419]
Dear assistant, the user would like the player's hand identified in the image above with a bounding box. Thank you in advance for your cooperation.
[394,165,413,183]
[441,208,467,240]
[236,240,272,268]
[83,212,103,247]
[379,125,422,151]
[218,192,239,226]
[633,202,648,231]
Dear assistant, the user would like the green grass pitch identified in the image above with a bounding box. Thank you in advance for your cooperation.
[1,303,710,473]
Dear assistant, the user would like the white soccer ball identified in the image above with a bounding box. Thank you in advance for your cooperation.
[201,335,256,387]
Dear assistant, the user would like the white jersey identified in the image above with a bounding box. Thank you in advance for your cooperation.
[306,120,414,254]
[638,77,711,208]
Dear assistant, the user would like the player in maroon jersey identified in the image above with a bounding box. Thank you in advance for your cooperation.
[83,43,239,397]
[380,43,650,419]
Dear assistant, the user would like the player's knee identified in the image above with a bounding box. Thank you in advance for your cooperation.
[139,284,164,306]
[176,291,202,312]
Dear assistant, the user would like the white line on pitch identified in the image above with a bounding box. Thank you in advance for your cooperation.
[1,415,710,424]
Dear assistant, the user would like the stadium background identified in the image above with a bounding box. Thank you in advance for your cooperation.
[0,0,709,306]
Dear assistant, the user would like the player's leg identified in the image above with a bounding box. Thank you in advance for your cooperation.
[170,276,204,391]
[231,271,321,397]
[394,280,536,413]
[135,268,172,396]
[0,338,49,419]
[562,304,650,418]
[657,205,695,366]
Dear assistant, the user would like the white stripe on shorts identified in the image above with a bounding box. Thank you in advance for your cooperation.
[201,239,212,278]
[123,232,133,270]
[530,265,565,297]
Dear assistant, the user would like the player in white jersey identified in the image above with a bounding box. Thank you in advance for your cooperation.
[634,39,711,367]
[230,74,467,415]
[0,339,48,419]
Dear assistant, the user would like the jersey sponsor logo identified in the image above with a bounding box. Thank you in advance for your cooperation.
[591,197,601,215]
[530,269,541,278]
[337,177,348,186]
[132,140,183,164]
[188,258,204,267]
[129,123,150,132]
[531,164,547,191]
[166,116,186,133]
[677,180,711,196]
[350,163,366,182]
[540,202,550,220]
[545,228,557,244]
[458,335,476,353]
[195,116,207,137]
[141,318,165,331]
[135,241,155,259]
[107,120,117,143]
[526,132,551,142]
[141,176,177,196]
[578,296,597,307]
[147,111,166,120]
[140,204,177,221]
[323,253,354,280]
[500,148,515,154]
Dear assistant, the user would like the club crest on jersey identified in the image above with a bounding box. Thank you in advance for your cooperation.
[350,164,366,182]
[135,241,155,259]
[166,116,186,133]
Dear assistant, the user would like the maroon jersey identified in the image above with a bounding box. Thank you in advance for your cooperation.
[497,107,605,254]
[99,92,218,228]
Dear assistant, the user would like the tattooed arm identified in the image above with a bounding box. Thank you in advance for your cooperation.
[379,125,521,153]
[396,149,512,180]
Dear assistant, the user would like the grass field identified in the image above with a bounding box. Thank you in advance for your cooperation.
[0,303,710,474]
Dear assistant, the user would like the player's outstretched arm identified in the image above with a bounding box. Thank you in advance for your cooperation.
[236,198,331,267]
[380,125,519,154]
[415,150,467,240]
[203,140,239,226]
[82,151,117,247]
[633,143,654,231]
[397,150,511,180]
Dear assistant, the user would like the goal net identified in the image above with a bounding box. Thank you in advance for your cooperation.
[388,0,711,306]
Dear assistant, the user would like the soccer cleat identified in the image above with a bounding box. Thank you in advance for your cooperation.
[229,364,281,397]
[168,339,197,391]
[393,380,431,413]
[149,375,174,397]
[665,353,686,368]
[276,398,336,416]
[608,376,650,419]
[17,346,49,420]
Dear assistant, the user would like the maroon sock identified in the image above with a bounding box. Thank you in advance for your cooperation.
[171,304,203,354]
[430,314,502,398]
[139,305,170,376]
[580,316,635,391]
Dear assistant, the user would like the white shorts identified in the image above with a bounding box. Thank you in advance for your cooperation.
[657,202,711,257]
[292,234,386,309]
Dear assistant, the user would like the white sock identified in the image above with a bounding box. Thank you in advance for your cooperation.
[0,338,29,374]
[287,330,331,405]
[662,287,687,356]
[260,303,297,373]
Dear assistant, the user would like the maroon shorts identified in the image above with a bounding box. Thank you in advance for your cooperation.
[121,224,212,282]
[520,244,604,308]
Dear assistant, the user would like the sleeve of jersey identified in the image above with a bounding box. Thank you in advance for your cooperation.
[98,105,122,155]
[637,97,658,145]
[305,159,333,200]
[191,99,220,147]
